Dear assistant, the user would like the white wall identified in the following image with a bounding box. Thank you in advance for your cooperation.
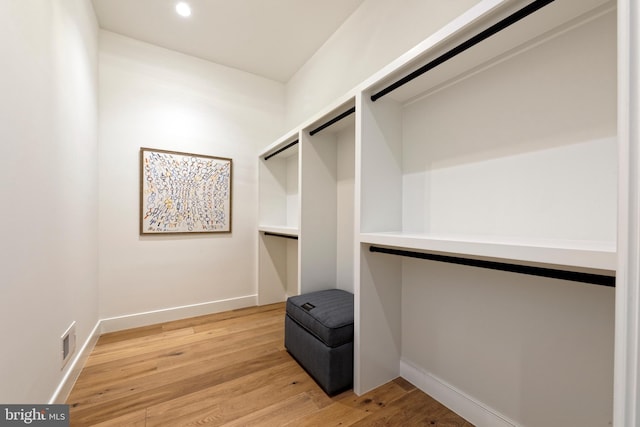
[98,31,284,329]
[0,0,99,403]
[402,8,617,241]
[402,261,615,427]
[397,14,616,426]
[284,0,481,129]
[336,125,356,293]
[298,1,616,425]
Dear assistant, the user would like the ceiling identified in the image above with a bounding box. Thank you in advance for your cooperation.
[91,0,365,83]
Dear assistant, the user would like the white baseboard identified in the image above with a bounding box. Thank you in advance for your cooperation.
[400,358,519,427]
[99,294,258,333]
[49,320,102,404]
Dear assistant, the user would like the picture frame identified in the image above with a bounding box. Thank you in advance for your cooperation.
[140,148,232,234]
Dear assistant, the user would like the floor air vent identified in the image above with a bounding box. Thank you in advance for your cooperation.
[61,322,76,369]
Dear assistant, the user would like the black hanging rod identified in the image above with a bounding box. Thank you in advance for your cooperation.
[264,139,299,161]
[368,245,615,287]
[370,0,555,102]
[264,231,298,240]
[309,107,356,136]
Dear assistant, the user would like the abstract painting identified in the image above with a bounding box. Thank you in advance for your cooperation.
[140,148,232,234]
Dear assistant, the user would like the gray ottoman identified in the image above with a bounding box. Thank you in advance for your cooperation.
[285,289,354,395]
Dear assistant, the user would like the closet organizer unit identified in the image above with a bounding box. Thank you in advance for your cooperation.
[300,102,356,295]
[258,132,300,305]
[356,0,617,394]
[258,100,357,304]
[259,0,619,410]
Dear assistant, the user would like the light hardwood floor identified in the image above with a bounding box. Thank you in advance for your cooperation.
[67,303,473,426]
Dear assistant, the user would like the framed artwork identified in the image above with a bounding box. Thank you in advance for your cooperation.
[140,148,232,234]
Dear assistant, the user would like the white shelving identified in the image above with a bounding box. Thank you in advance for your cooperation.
[360,232,616,272]
[359,0,617,268]
[258,133,300,305]
[258,133,300,232]
[258,0,624,424]
[258,99,356,302]
[354,0,618,416]
[300,101,356,294]
[258,225,298,238]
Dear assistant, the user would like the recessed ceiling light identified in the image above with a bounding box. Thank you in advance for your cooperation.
[175,2,191,17]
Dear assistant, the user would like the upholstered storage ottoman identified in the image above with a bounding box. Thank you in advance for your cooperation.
[285,289,354,395]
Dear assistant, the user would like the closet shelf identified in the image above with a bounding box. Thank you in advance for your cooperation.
[258,225,299,237]
[359,231,616,272]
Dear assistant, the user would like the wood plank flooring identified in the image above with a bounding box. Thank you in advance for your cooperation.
[67,303,473,426]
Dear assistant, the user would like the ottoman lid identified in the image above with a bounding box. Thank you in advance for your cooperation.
[286,289,354,348]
